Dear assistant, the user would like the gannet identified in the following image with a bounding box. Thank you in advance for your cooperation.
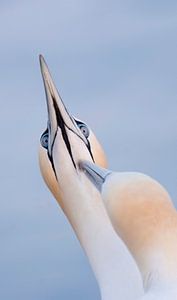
[80,161,177,299]
[38,55,143,300]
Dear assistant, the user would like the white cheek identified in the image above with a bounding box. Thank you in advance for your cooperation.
[39,145,58,194]
[88,131,108,168]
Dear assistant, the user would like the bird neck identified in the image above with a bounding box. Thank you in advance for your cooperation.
[119,178,177,292]
[104,172,177,293]
[136,226,177,292]
[58,175,142,300]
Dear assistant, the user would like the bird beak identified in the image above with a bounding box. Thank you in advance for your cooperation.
[39,55,87,159]
[79,161,112,192]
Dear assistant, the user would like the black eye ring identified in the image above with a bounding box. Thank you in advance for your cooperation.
[40,131,49,149]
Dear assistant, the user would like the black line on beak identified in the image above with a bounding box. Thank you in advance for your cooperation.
[48,152,58,180]
[87,140,95,163]
[45,83,94,173]
[48,130,58,180]
[52,96,77,170]
[61,120,95,163]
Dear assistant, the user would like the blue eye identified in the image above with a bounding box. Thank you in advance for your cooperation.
[40,132,49,149]
[78,124,89,138]
[74,119,90,138]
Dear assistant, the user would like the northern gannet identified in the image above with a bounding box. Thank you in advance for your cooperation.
[38,55,143,300]
[80,161,177,299]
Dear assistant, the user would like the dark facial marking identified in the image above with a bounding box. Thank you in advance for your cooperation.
[41,82,95,176]
[87,140,95,162]
[40,128,48,149]
[48,130,58,180]
[52,96,77,169]
[40,128,58,180]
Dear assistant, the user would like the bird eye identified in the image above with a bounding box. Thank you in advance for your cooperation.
[74,118,90,139]
[40,132,49,149]
[78,124,89,138]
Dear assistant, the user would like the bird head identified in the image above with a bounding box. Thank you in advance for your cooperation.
[38,56,107,207]
[79,161,177,289]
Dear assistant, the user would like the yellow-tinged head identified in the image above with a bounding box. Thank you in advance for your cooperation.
[80,161,177,289]
[38,56,107,206]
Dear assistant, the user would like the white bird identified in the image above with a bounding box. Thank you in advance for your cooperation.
[38,55,143,300]
[80,161,177,299]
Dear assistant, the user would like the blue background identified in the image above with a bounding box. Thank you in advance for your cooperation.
[0,1,176,299]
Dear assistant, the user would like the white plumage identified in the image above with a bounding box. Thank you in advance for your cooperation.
[80,161,177,299]
[39,56,143,300]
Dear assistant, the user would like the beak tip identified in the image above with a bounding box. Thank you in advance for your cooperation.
[39,54,48,74]
[78,160,86,171]
[39,54,44,62]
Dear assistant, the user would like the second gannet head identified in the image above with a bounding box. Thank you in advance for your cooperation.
[80,161,177,292]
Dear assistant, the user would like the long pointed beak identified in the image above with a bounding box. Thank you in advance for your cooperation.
[39,55,86,157]
[79,161,112,192]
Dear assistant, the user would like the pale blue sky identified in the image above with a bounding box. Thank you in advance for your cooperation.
[0,1,177,299]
